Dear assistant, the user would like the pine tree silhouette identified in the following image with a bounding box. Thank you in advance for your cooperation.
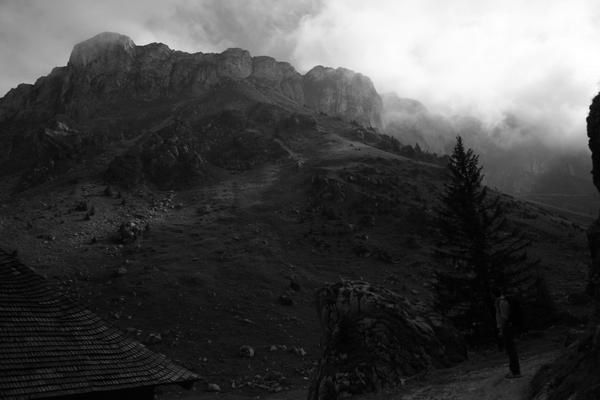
[434,136,536,340]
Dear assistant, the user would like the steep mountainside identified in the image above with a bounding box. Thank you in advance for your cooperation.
[0,32,382,188]
[382,93,598,215]
[0,33,592,398]
[2,32,594,216]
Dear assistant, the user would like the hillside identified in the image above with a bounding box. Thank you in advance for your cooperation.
[0,33,593,398]
[382,93,598,217]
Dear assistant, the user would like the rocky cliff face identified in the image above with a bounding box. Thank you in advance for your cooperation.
[69,32,136,71]
[586,94,600,322]
[0,32,388,187]
[250,56,304,104]
[587,95,600,193]
[0,32,381,128]
[304,66,383,128]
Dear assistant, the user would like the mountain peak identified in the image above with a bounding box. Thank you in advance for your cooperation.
[68,32,135,68]
[1,32,384,130]
[304,65,382,127]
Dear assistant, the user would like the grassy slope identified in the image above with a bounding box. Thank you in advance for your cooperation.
[0,115,591,397]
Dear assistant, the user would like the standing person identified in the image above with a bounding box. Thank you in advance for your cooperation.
[494,288,521,378]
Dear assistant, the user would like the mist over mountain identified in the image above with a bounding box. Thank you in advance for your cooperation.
[2,1,599,151]
[0,32,386,190]
[381,92,597,215]
[0,29,594,216]
[0,25,596,400]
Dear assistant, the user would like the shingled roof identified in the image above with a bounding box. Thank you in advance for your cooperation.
[0,250,199,399]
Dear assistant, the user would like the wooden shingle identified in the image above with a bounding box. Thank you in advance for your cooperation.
[0,251,199,399]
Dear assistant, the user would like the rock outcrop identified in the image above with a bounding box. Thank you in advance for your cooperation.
[588,95,600,322]
[587,94,600,194]
[308,280,466,400]
[68,32,136,71]
[105,110,288,188]
[304,66,383,128]
[250,56,304,104]
[0,32,382,127]
[0,32,387,187]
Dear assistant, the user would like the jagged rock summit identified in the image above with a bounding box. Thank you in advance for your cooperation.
[0,32,382,127]
[68,32,136,69]
[0,32,388,189]
[304,66,383,128]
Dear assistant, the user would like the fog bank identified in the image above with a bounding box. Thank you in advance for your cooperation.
[2,0,599,148]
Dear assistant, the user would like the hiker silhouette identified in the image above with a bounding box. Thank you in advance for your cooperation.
[493,288,521,378]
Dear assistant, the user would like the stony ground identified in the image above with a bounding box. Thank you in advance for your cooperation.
[391,331,562,400]
[0,120,592,398]
[160,327,567,399]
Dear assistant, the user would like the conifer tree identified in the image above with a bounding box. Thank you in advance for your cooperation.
[435,136,535,339]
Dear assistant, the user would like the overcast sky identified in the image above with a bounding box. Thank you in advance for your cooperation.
[1,0,599,147]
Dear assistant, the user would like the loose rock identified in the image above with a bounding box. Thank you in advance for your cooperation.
[278,294,294,306]
[206,383,221,392]
[239,345,255,358]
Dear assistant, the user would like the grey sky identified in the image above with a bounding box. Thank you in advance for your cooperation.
[1,0,599,147]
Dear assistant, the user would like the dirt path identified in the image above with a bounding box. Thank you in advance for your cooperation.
[392,349,558,400]
[169,335,561,400]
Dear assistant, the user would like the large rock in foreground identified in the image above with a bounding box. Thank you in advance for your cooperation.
[308,280,466,400]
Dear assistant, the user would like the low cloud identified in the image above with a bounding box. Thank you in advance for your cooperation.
[1,0,599,148]
[291,0,600,148]
[0,0,323,95]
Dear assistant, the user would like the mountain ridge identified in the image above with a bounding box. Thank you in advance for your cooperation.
[0,32,382,128]
[0,32,595,215]
[0,32,591,399]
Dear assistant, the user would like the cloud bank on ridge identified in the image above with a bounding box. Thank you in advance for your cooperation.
[1,0,599,148]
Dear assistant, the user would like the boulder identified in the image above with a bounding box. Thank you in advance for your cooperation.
[308,280,466,400]
[118,220,147,244]
[206,383,221,392]
[239,345,255,358]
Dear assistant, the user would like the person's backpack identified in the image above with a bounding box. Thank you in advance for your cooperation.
[506,295,524,332]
